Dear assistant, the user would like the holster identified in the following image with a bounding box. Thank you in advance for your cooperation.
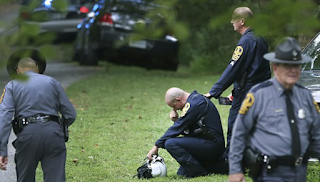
[12,118,23,135]
[243,146,263,179]
[59,117,69,142]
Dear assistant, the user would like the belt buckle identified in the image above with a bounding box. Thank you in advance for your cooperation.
[295,157,303,166]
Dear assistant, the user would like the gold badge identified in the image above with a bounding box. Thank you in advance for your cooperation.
[232,46,243,61]
[313,100,320,113]
[239,93,255,114]
[0,88,5,104]
[180,103,190,117]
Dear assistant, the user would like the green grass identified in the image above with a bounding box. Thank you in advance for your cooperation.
[36,62,319,181]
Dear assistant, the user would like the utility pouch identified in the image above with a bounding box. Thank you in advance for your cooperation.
[12,118,23,135]
[243,146,263,179]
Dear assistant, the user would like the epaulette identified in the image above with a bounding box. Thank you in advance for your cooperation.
[251,80,273,93]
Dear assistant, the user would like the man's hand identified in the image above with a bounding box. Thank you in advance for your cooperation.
[203,93,212,98]
[0,156,8,170]
[228,173,245,182]
[147,146,159,160]
[170,110,178,122]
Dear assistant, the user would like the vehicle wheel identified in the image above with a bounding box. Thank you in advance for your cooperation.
[79,48,99,66]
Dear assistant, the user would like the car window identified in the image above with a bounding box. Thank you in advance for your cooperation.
[302,32,320,71]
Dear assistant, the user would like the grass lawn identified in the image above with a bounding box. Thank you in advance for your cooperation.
[37,62,320,181]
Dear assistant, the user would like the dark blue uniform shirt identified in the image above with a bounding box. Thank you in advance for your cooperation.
[155,91,224,148]
[209,28,271,98]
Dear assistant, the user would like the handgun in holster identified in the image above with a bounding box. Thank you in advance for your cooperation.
[12,117,24,135]
[193,117,216,142]
[243,146,263,179]
[59,117,69,142]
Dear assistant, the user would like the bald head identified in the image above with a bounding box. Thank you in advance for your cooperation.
[165,87,190,111]
[232,7,253,21]
[17,57,39,74]
[165,87,185,103]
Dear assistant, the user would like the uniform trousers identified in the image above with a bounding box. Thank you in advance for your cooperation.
[223,87,249,159]
[13,121,66,182]
[254,163,308,182]
[164,136,224,177]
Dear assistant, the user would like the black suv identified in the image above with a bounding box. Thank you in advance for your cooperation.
[72,0,179,71]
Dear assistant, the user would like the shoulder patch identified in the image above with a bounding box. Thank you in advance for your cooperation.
[239,93,255,115]
[232,46,243,61]
[313,100,320,113]
[0,88,5,104]
[180,102,190,117]
[251,81,273,93]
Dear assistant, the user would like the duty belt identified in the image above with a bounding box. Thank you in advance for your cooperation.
[262,155,306,171]
[19,115,59,125]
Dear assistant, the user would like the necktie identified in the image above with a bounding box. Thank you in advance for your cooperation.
[284,90,301,157]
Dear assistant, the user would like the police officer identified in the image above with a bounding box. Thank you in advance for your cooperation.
[0,49,77,182]
[204,7,271,162]
[228,37,320,182]
[147,87,225,178]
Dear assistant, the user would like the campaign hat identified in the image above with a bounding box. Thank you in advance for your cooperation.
[7,48,46,78]
[263,37,312,64]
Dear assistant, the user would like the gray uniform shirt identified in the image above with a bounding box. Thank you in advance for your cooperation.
[229,77,320,174]
[0,71,76,156]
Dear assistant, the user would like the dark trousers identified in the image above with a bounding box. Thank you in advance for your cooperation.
[222,88,249,159]
[164,136,224,177]
[255,163,308,182]
[13,121,66,182]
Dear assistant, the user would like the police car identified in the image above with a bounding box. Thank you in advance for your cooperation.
[300,32,320,105]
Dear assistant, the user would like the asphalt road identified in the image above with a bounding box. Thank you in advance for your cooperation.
[0,3,105,181]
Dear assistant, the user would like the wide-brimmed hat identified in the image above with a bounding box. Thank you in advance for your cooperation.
[263,37,312,64]
[6,48,46,78]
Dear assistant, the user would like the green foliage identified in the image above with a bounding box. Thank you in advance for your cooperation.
[51,0,68,11]
[0,0,18,6]
[175,0,237,71]
[251,0,320,48]
[180,0,320,72]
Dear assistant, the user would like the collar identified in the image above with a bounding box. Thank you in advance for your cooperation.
[25,70,37,75]
[271,77,296,97]
[242,28,252,36]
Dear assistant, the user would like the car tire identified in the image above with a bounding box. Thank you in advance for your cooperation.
[79,48,99,66]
